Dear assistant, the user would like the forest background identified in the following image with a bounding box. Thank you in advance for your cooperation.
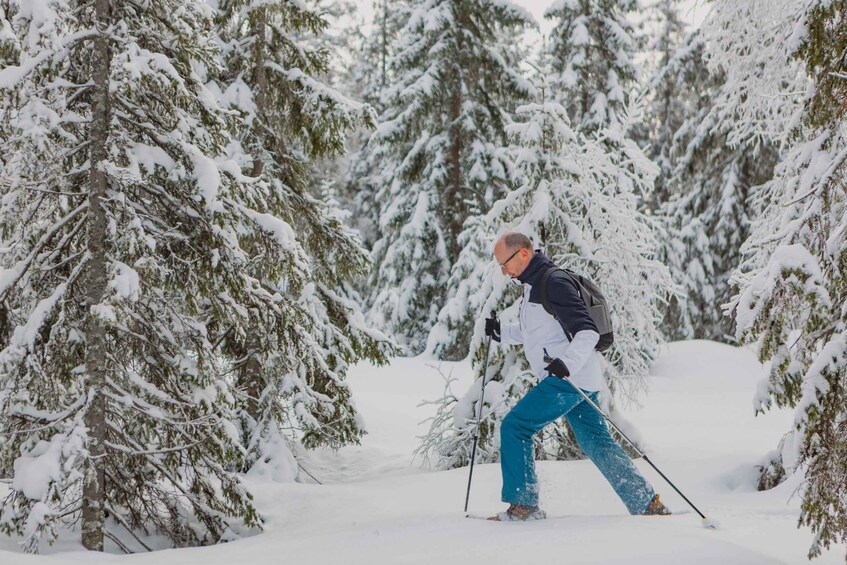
[0,0,845,562]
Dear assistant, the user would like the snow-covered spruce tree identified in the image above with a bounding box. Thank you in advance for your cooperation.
[637,0,686,209]
[213,0,392,472]
[419,87,676,468]
[656,30,778,341]
[0,1,15,483]
[362,0,534,353]
[545,0,640,133]
[308,0,365,92]
[698,0,805,481]
[346,0,410,110]
[306,0,371,190]
[729,1,847,559]
[0,0,291,552]
[325,0,408,247]
[700,0,807,149]
[339,0,411,246]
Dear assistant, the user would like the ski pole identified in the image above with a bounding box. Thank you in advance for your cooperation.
[542,351,714,527]
[464,310,496,514]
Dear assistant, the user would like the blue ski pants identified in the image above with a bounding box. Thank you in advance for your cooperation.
[499,376,655,514]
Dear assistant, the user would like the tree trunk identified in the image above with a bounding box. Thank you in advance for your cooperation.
[380,0,388,89]
[82,0,112,551]
[240,9,267,432]
[250,7,267,178]
[446,62,463,263]
[445,5,469,263]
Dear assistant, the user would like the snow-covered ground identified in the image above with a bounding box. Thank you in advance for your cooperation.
[1,340,844,564]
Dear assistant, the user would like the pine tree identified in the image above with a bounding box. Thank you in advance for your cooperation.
[655,31,778,341]
[0,0,271,551]
[638,0,687,209]
[213,0,393,474]
[419,68,676,468]
[347,0,409,110]
[361,0,534,353]
[723,0,847,559]
[545,0,640,133]
[309,1,366,92]
[328,0,409,247]
[0,0,17,485]
[700,0,806,148]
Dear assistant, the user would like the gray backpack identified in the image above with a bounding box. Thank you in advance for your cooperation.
[539,267,614,352]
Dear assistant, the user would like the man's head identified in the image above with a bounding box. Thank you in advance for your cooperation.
[493,231,534,279]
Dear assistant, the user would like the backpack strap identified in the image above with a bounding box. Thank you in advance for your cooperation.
[539,267,573,341]
[539,267,557,317]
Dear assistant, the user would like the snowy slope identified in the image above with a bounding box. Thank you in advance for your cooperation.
[1,341,844,564]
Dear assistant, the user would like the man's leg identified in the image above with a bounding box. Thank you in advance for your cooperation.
[500,377,583,506]
[565,389,655,515]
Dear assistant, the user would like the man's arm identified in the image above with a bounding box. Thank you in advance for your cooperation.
[547,272,599,374]
[555,329,599,375]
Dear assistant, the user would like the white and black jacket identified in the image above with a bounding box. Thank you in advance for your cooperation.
[499,251,605,392]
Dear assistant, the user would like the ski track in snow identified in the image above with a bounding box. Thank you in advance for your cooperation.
[1,341,845,564]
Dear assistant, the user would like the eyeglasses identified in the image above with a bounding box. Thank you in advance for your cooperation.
[498,248,522,271]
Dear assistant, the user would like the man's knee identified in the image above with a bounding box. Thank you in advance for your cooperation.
[500,411,523,438]
[570,420,614,454]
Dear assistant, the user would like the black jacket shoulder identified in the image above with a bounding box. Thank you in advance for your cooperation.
[532,267,598,338]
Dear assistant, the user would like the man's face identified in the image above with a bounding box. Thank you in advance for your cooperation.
[493,241,532,279]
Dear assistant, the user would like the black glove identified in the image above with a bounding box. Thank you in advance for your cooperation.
[544,357,570,379]
[484,317,501,342]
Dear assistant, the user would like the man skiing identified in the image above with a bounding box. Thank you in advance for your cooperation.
[484,231,670,521]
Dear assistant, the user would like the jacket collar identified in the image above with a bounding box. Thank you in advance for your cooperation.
[517,250,555,287]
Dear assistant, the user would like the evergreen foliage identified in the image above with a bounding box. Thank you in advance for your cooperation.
[0,0,390,552]
[545,0,640,132]
[656,31,778,340]
[724,0,847,559]
[347,0,409,110]
[340,0,410,247]
[213,0,392,473]
[0,0,262,551]
[1,0,845,559]
[360,0,534,353]
[700,0,807,147]
[638,0,687,208]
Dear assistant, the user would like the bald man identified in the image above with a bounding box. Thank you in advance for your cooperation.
[484,231,669,521]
